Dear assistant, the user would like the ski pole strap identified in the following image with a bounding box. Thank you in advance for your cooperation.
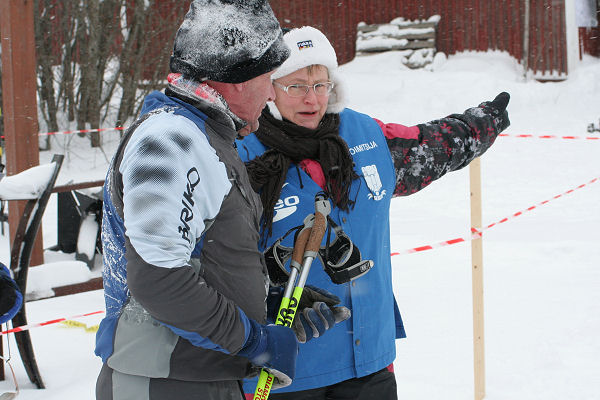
[324,259,374,284]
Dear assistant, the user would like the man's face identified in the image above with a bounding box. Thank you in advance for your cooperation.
[234,71,276,136]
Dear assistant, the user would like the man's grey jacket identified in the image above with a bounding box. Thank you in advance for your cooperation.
[95,89,267,382]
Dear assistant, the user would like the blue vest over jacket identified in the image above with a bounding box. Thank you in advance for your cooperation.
[238,108,406,392]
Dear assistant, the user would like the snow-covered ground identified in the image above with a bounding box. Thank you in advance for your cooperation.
[1,50,599,399]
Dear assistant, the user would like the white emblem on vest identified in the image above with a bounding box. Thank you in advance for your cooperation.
[273,184,300,222]
[362,164,386,201]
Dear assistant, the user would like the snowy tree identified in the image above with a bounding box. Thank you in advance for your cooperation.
[32,0,187,149]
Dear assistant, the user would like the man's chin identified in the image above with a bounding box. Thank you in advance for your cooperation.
[238,120,259,136]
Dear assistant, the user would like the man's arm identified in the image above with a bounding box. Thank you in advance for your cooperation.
[120,113,249,354]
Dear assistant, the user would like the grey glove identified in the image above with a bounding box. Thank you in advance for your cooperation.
[266,285,351,343]
[293,285,351,343]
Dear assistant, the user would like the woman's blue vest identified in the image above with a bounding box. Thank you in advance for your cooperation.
[237,108,405,392]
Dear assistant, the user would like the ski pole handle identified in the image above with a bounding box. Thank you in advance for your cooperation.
[305,194,331,256]
[304,211,327,255]
[290,218,312,276]
[281,213,314,302]
[296,195,330,289]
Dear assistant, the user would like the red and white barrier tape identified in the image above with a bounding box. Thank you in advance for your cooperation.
[390,229,482,257]
[0,311,104,336]
[391,176,599,257]
[1,178,598,336]
[38,127,125,137]
[498,133,600,141]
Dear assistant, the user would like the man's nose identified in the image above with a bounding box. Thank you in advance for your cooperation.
[267,81,276,102]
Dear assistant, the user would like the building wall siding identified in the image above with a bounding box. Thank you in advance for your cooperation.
[24,1,600,78]
[270,0,570,76]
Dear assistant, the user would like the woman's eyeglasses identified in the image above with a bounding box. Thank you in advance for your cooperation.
[273,81,334,97]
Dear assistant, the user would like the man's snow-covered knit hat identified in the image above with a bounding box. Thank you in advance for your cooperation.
[269,26,347,118]
[170,0,290,83]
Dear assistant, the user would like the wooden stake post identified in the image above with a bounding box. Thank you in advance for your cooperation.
[470,158,485,400]
[0,0,43,265]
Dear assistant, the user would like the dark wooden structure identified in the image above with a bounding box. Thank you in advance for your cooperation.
[0,154,64,387]
[578,1,600,57]
[580,26,600,57]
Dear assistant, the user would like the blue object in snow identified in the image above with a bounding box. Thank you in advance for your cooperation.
[0,262,23,324]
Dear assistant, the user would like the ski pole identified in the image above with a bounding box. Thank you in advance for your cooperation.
[253,215,313,400]
[253,195,330,400]
[274,213,313,328]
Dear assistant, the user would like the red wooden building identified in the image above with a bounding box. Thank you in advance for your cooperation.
[580,25,600,58]
[24,0,600,79]
[150,0,598,77]
[268,0,599,77]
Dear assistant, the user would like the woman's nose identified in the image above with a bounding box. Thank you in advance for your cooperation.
[303,87,318,104]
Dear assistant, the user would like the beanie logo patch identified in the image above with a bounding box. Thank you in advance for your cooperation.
[297,40,313,50]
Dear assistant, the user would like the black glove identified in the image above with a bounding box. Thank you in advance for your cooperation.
[267,285,351,344]
[490,91,510,112]
[237,319,298,389]
[480,91,510,132]
[0,262,22,324]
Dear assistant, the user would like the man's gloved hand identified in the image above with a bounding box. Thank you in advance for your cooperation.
[267,285,351,344]
[480,92,510,132]
[238,319,298,389]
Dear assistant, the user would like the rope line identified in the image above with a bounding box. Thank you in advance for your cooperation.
[1,177,598,336]
[390,176,599,256]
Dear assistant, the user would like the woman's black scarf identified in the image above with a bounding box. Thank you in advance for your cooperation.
[246,107,359,239]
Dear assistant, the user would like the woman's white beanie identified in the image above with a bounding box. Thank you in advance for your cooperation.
[268,26,347,119]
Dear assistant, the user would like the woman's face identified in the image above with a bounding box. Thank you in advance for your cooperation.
[273,65,330,130]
